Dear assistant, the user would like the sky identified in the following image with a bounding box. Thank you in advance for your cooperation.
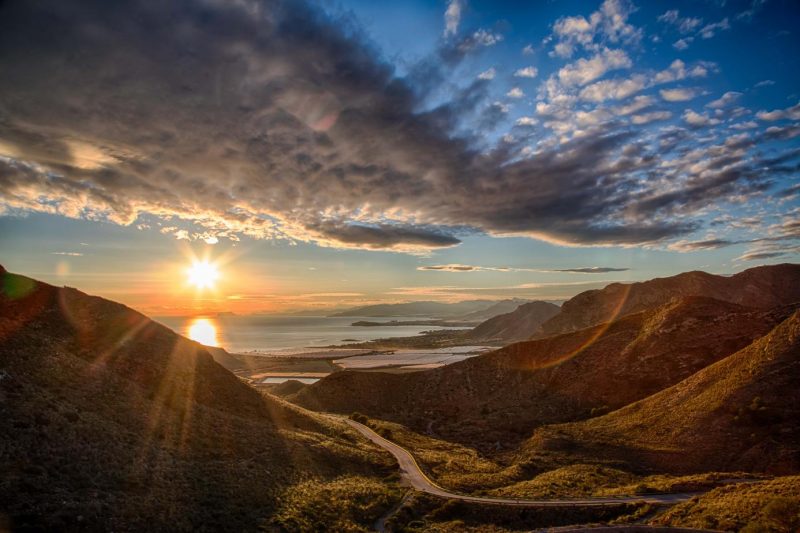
[0,0,798,315]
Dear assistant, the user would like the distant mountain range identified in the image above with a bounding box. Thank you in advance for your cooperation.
[293,264,800,464]
[330,299,533,319]
[533,263,800,338]
[464,301,561,343]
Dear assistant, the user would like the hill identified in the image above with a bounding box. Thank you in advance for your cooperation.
[330,299,496,318]
[0,268,394,531]
[535,263,800,338]
[521,310,800,474]
[464,301,561,343]
[293,296,795,450]
[455,298,534,322]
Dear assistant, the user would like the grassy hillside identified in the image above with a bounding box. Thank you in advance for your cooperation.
[650,476,800,532]
[520,310,800,474]
[294,296,794,450]
[0,269,396,531]
[535,263,800,338]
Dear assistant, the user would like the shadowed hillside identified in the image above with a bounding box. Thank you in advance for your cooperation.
[521,310,800,474]
[535,263,800,338]
[0,268,393,531]
[294,294,796,450]
[456,298,534,322]
[465,301,560,343]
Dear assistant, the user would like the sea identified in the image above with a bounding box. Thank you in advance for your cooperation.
[154,314,467,354]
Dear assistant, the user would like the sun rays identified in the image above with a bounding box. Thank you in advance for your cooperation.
[187,260,219,290]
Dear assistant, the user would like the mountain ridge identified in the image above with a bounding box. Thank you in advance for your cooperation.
[521,309,800,474]
[535,263,800,338]
[294,289,798,450]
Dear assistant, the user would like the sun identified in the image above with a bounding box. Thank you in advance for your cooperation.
[187,260,219,289]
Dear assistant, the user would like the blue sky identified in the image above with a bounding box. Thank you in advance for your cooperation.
[0,0,798,314]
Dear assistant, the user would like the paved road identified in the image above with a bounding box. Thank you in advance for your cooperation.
[341,417,701,508]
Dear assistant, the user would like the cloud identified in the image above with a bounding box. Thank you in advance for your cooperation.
[672,37,693,50]
[522,44,534,55]
[557,48,632,87]
[614,95,655,116]
[417,264,511,272]
[658,10,703,33]
[550,267,629,273]
[579,75,646,102]
[669,238,740,251]
[630,111,672,125]
[507,87,524,98]
[660,88,699,102]
[478,67,496,80]
[417,265,630,274]
[706,91,742,109]
[515,116,538,126]
[736,250,788,261]
[756,102,800,121]
[0,0,796,255]
[443,0,463,37]
[661,11,730,46]
[470,29,503,47]
[699,18,730,39]
[303,222,462,252]
[754,79,775,88]
[514,66,538,78]
[51,252,84,256]
[549,0,641,58]
[652,59,709,84]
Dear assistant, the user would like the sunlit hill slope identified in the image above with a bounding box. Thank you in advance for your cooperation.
[0,266,393,531]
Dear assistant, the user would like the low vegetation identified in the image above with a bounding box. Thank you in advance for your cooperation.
[0,272,396,531]
[651,476,800,532]
[269,476,402,532]
[386,493,640,532]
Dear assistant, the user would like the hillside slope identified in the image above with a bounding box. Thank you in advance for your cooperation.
[294,296,795,450]
[456,298,533,322]
[535,263,800,338]
[522,310,800,474]
[465,301,560,343]
[0,268,392,531]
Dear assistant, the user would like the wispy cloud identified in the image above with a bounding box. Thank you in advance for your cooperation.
[443,0,463,37]
[418,264,629,274]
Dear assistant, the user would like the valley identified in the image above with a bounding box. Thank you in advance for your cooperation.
[2,264,799,531]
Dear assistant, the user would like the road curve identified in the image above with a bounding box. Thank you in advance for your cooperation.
[341,417,700,508]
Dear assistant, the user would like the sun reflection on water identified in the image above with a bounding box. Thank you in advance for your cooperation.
[187,318,219,347]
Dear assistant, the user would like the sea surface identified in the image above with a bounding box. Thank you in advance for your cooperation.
[154,314,467,353]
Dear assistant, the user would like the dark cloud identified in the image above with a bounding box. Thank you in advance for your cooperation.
[417,264,512,272]
[0,0,796,252]
[417,264,630,274]
[551,267,630,273]
[305,222,462,251]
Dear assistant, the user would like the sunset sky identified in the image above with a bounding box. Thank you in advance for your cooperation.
[1,0,798,315]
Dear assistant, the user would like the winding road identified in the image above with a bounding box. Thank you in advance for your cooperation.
[341,417,702,508]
